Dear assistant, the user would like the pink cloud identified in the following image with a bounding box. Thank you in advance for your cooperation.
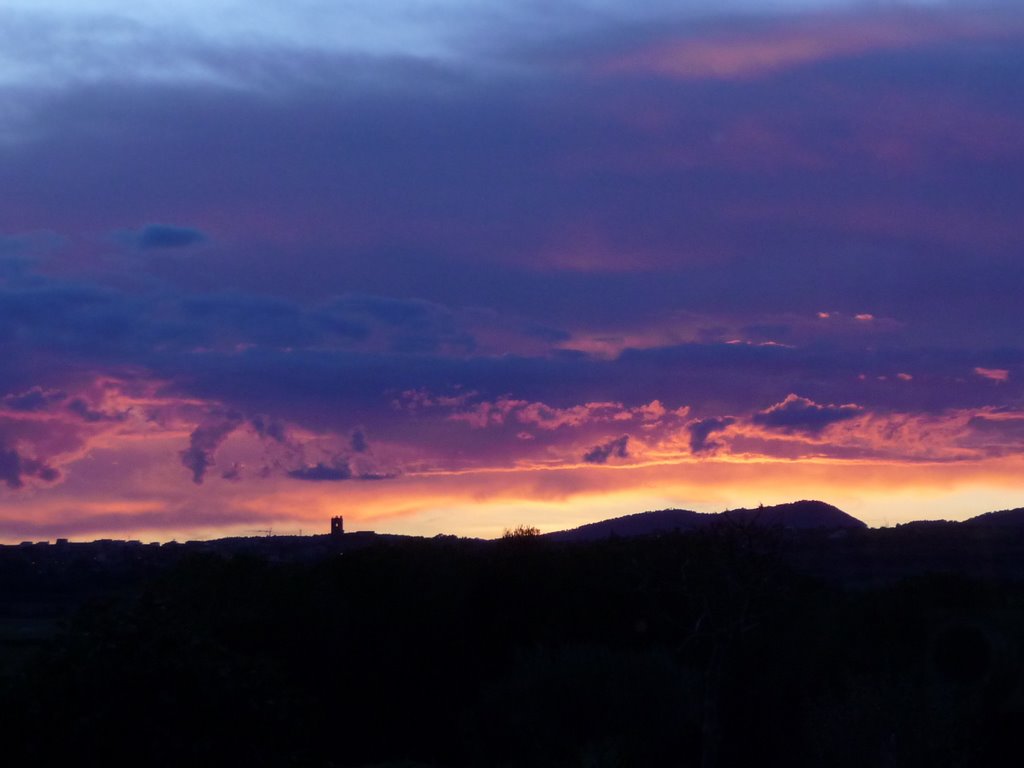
[515,401,625,431]
[428,392,690,435]
[9,388,1024,543]
[974,367,1010,382]
[0,376,401,500]
[598,11,1023,81]
[447,396,528,428]
[715,405,1024,465]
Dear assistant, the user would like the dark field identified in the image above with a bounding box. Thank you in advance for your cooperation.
[3,525,1024,767]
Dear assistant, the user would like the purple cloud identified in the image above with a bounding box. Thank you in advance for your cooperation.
[752,394,862,434]
[582,435,630,464]
[180,413,244,484]
[2,387,65,412]
[287,462,352,482]
[350,429,369,453]
[0,445,60,490]
[134,224,207,250]
[688,417,736,455]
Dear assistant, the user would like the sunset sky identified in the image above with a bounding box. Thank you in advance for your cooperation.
[2,1,1024,542]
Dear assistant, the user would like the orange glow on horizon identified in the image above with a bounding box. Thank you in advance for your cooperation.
[6,452,1024,544]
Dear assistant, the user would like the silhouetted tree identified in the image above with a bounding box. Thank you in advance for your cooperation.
[502,524,540,539]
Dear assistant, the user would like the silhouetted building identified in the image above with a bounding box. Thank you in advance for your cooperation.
[331,516,344,539]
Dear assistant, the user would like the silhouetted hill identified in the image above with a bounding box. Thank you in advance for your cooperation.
[963,507,1024,527]
[545,499,865,542]
[723,500,866,530]
[544,508,705,542]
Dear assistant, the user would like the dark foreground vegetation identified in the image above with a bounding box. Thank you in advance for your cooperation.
[3,528,1024,767]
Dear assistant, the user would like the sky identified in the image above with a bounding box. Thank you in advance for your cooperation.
[2,0,1024,541]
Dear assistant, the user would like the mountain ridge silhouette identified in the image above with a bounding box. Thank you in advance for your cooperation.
[544,499,866,542]
[962,506,1024,527]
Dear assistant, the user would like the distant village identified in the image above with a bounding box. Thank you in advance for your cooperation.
[0,515,411,572]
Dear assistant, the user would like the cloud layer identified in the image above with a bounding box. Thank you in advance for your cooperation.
[2,2,1024,539]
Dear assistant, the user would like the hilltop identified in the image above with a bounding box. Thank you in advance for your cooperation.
[545,499,866,542]
[963,506,1024,527]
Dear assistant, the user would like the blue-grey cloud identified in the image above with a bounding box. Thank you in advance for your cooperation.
[689,417,736,454]
[286,462,396,481]
[135,224,207,250]
[583,435,630,464]
[2,386,65,412]
[250,415,288,443]
[180,413,244,484]
[0,1,887,92]
[221,463,243,482]
[4,37,1022,357]
[66,397,114,422]
[0,445,59,490]
[752,394,862,434]
[350,429,369,453]
[287,462,352,481]
[2,260,1023,448]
